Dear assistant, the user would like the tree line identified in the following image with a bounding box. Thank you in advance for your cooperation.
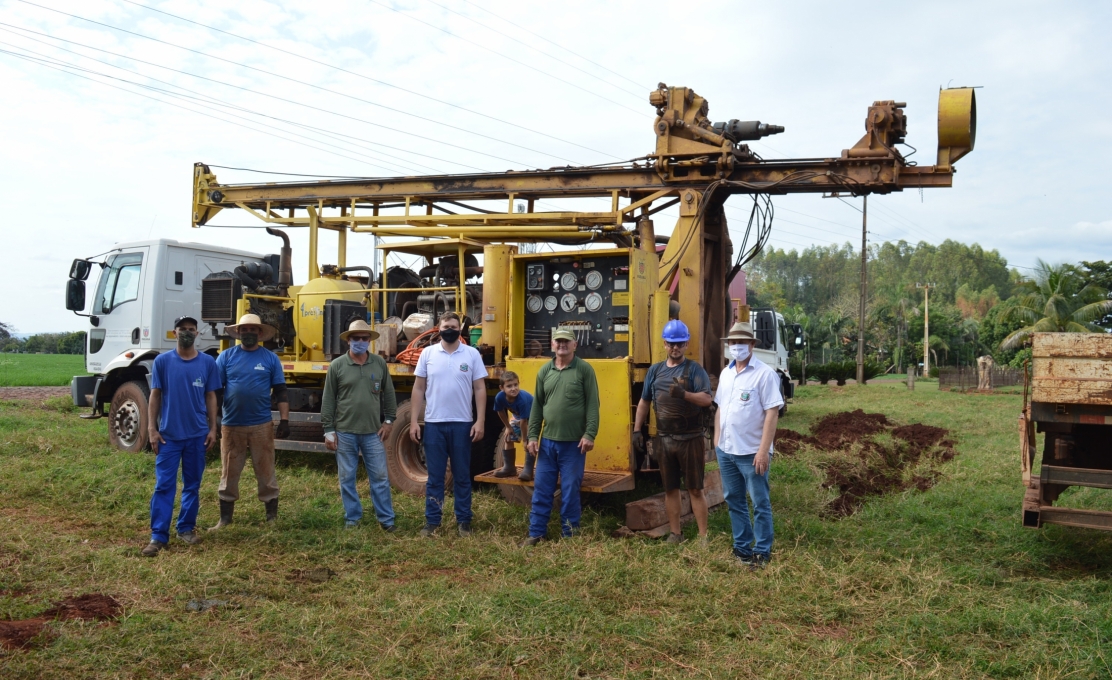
[746,240,1112,374]
[0,322,85,354]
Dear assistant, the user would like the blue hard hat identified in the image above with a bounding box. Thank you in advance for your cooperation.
[662,319,690,343]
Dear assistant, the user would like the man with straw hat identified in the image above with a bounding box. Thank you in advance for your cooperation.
[322,319,399,531]
[211,313,289,530]
[714,321,783,570]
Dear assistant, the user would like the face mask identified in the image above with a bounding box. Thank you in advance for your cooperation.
[240,332,259,348]
[177,331,196,348]
[439,328,461,344]
[729,343,751,361]
[349,339,370,355]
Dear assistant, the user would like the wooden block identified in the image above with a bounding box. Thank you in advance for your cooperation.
[625,491,690,531]
[1032,332,1112,359]
[703,469,725,508]
[639,514,694,538]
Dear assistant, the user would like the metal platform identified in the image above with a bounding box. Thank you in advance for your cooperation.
[473,467,635,493]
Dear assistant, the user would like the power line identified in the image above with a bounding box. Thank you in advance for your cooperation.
[367,0,646,117]
[459,0,650,93]
[15,0,579,166]
[118,0,623,161]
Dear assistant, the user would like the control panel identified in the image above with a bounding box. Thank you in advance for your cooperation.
[521,254,631,359]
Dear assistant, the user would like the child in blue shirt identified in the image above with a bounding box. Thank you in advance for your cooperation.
[492,371,535,481]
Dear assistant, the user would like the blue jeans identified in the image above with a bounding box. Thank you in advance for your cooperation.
[423,421,473,526]
[717,447,773,558]
[150,435,207,543]
[528,438,586,538]
[336,432,395,527]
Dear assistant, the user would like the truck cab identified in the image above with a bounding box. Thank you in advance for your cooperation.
[66,239,269,451]
[751,307,800,413]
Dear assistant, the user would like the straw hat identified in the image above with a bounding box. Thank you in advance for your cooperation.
[339,319,380,342]
[724,321,756,342]
[225,313,277,341]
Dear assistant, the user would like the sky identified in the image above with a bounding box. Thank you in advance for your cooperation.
[1,0,1109,333]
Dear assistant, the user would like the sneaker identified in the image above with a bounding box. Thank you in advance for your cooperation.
[518,535,543,548]
[457,522,472,537]
[380,523,396,533]
[344,521,359,530]
[178,531,203,546]
[751,554,772,570]
[665,532,686,544]
[419,524,438,538]
[697,534,709,547]
[140,540,166,557]
[732,549,755,567]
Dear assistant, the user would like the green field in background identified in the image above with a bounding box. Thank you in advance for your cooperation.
[0,354,87,387]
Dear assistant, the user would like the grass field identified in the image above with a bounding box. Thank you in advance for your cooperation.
[2,383,1111,678]
[0,354,87,387]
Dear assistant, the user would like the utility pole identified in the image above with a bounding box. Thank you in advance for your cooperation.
[917,282,935,377]
[856,195,868,385]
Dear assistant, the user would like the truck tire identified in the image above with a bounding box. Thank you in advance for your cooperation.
[385,400,442,496]
[109,380,150,453]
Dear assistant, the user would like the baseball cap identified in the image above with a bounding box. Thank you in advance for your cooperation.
[173,315,199,329]
[552,328,576,342]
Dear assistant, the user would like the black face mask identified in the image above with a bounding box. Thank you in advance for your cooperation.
[439,328,461,344]
[177,331,197,348]
[240,332,259,348]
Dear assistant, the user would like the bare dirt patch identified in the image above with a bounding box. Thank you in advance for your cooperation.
[0,593,121,651]
[776,410,958,517]
[0,387,70,401]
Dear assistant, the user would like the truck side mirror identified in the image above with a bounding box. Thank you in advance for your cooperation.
[791,324,804,350]
[69,259,92,281]
[66,279,86,311]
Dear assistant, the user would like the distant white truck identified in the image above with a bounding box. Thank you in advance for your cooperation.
[749,306,801,415]
[65,238,271,451]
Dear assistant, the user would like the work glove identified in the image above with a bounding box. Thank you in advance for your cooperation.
[668,377,686,399]
[631,431,645,454]
[275,419,291,439]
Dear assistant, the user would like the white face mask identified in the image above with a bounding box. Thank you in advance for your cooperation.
[729,343,751,361]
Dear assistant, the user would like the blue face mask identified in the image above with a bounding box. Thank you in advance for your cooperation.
[349,339,370,355]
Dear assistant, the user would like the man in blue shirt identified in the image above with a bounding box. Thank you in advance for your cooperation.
[210,313,289,531]
[142,316,221,557]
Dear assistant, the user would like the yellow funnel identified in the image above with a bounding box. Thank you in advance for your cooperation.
[937,88,977,168]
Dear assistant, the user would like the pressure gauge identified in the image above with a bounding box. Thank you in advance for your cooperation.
[526,295,543,313]
[560,272,579,291]
[544,295,558,311]
[584,270,604,290]
[584,292,603,312]
[560,293,578,312]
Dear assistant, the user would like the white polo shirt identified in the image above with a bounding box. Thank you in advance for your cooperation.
[714,356,784,456]
[415,341,489,423]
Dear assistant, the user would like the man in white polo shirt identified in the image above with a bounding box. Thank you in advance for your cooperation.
[409,312,488,537]
[714,321,783,569]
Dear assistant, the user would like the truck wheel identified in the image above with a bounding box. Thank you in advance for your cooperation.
[109,380,150,453]
[385,400,444,496]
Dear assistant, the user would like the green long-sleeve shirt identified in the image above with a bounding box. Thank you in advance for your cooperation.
[528,356,600,443]
[321,352,397,435]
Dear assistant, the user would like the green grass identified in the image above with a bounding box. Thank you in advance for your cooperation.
[1,385,1111,678]
[0,354,87,387]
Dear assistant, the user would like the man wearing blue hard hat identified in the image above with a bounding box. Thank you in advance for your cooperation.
[633,319,714,544]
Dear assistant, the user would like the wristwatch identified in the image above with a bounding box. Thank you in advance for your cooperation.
[384,419,394,424]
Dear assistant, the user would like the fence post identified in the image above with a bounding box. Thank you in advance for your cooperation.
[907,364,916,390]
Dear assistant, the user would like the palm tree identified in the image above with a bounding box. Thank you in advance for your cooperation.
[1001,260,1112,349]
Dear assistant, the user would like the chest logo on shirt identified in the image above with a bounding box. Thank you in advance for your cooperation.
[193,377,205,388]
[740,391,751,402]
[459,363,469,372]
[254,363,266,371]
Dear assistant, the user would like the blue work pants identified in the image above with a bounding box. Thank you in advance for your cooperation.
[150,435,207,543]
[423,421,473,526]
[717,447,774,559]
[528,438,586,538]
[336,432,395,527]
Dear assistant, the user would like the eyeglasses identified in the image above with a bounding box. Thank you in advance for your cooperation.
[349,336,371,342]
[664,342,686,348]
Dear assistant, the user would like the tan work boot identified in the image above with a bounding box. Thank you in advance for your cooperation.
[178,531,203,546]
[209,500,234,531]
[493,444,517,478]
[140,540,166,557]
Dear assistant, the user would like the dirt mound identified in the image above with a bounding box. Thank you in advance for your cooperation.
[774,410,957,517]
[0,594,121,651]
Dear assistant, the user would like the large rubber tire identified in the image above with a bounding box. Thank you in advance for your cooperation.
[108,380,150,453]
[385,400,446,496]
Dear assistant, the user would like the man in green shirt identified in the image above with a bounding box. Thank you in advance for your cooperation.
[521,328,600,545]
[322,320,398,531]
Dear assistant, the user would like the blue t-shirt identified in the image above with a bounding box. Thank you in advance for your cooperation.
[493,389,533,421]
[151,350,221,441]
[216,345,286,427]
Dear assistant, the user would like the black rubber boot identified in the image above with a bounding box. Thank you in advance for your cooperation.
[493,444,517,478]
[518,453,535,482]
[265,498,279,524]
[208,500,234,531]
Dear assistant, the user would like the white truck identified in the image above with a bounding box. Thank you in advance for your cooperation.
[749,306,801,415]
[66,238,272,451]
